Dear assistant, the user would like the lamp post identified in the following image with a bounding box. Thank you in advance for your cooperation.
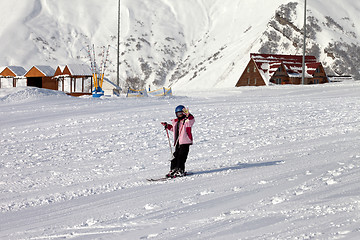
[301,0,307,85]
[116,0,120,87]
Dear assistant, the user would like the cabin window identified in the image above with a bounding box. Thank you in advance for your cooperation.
[247,78,250,85]
[254,78,257,85]
[316,68,320,73]
[253,66,257,72]
[276,78,282,84]
[314,79,319,84]
[247,67,250,73]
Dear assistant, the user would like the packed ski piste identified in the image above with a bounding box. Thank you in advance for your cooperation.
[1,82,360,239]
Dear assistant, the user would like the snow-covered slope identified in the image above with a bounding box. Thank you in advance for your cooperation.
[1,83,360,239]
[0,0,360,90]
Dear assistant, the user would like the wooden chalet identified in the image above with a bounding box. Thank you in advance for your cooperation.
[0,66,27,88]
[25,65,56,90]
[235,53,328,87]
[54,64,93,96]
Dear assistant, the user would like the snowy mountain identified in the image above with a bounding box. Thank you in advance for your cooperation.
[1,0,360,90]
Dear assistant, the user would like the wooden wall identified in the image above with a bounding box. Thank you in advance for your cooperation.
[235,59,266,87]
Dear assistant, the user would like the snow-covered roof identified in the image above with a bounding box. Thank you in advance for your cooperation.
[251,53,317,63]
[8,66,27,76]
[251,53,321,82]
[102,77,121,90]
[66,64,92,76]
[33,65,56,76]
[0,66,27,76]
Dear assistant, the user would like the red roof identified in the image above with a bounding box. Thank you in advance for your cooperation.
[251,53,320,79]
[251,53,317,63]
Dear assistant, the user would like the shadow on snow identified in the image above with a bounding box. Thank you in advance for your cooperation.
[191,160,283,175]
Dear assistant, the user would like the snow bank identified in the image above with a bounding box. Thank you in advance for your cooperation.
[0,87,69,103]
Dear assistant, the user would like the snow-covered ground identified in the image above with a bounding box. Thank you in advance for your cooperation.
[1,83,360,239]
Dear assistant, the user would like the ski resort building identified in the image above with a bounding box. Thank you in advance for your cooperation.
[25,65,57,90]
[235,53,328,87]
[54,64,93,96]
[0,66,27,88]
[0,64,107,97]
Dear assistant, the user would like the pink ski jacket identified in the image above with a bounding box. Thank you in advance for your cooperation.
[166,114,195,145]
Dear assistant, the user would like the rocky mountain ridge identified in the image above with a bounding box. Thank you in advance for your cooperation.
[0,0,359,91]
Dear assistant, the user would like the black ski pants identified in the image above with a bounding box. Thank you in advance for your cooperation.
[170,144,190,171]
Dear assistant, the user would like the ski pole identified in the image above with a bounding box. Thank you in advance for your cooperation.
[165,128,173,157]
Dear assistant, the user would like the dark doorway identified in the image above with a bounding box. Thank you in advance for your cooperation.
[27,77,42,88]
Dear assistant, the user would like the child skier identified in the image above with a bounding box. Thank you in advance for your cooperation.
[161,105,195,178]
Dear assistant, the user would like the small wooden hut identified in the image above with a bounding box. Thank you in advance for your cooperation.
[0,66,27,88]
[25,65,56,90]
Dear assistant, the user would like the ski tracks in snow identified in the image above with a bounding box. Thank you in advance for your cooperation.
[1,84,360,239]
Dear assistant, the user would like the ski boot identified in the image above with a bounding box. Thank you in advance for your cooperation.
[173,169,185,178]
[165,169,177,178]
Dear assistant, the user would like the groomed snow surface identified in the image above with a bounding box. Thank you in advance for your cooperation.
[1,83,360,239]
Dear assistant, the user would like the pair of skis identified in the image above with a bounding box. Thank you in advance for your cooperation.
[147,172,193,181]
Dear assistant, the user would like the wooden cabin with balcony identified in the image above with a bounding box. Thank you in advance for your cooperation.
[54,64,93,96]
[235,53,328,87]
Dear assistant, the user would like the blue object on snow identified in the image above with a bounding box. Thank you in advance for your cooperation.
[92,87,104,98]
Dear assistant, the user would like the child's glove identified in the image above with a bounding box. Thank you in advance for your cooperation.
[183,107,190,118]
[161,122,168,129]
